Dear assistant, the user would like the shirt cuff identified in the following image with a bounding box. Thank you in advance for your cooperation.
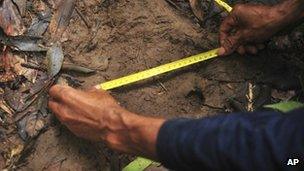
[156,118,193,169]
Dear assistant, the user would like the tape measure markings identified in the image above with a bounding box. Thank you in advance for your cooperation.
[96,48,219,90]
[96,0,233,90]
[215,0,233,12]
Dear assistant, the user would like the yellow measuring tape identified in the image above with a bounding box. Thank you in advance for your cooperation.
[96,49,219,90]
[96,0,232,91]
[215,0,233,12]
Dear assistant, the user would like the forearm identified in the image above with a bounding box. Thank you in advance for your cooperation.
[254,0,304,39]
[273,0,304,25]
[103,108,165,160]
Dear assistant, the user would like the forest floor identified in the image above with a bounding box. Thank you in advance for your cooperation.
[1,0,304,170]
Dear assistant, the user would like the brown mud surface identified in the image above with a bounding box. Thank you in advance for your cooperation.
[17,0,304,170]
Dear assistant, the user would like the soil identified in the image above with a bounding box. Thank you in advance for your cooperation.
[13,0,304,170]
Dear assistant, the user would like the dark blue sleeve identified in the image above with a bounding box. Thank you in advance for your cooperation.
[156,110,304,171]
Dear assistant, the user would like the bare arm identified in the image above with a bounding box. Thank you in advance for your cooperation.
[279,0,304,18]
[48,85,304,171]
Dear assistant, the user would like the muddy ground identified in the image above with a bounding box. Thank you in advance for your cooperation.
[16,0,304,170]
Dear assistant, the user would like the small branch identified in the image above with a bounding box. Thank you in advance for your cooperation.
[202,103,224,110]
[246,82,254,112]
[75,7,91,29]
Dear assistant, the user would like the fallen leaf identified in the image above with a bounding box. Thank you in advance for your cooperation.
[27,2,52,37]
[123,157,156,171]
[189,0,204,21]
[17,114,45,140]
[264,101,304,113]
[46,42,64,77]
[10,144,23,158]
[0,153,5,169]
[12,0,27,17]
[4,35,47,52]
[0,101,13,115]
[10,54,37,82]
[48,0,76,40]
[0,0,25,36]
[62,63,96,74]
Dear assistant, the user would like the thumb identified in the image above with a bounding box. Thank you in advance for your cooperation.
[218,47,226,56]
[221,33,242,55]
[87,86,100,92]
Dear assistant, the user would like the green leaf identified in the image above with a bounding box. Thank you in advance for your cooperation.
[264,101,304,113]
[122,157,154,171]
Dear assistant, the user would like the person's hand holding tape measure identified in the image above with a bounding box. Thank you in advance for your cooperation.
[47,0,304,162]
[48,85,123,142]
[219,1,304,56]
[48,85,164,159]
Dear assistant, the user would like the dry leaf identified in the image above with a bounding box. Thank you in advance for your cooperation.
[10,54,37,83]
[0,0,25,36]
[189,0,204,21]
[0,101,13,115]
[9,145,23,159]
[48,0,76,40]
[25,117,45,138]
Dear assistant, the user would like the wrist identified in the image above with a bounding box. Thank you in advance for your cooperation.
[103,107,165,160]
[272,0,304,25]
[123,113,166,159]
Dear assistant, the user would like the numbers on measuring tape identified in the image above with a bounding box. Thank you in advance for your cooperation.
[97,48,219,90]
[95,1,232,90]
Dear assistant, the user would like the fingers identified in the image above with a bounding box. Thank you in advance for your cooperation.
[49,85,87,105]
[49,85,115,112]
[49,85,85,111]
[48,100,66,120]
[219,13,244,56]
[239,44,264,55]
[87,87,108,94]
[220,15,237,45]
[221,33,242,55]
[49,85,73,102]
[244,45,258,54]
[48,100,74,123]
[237,46,245,55]
[87,87,99,92]
[223,44,264,56]
[218,47,226,56]
[234,45,258,55]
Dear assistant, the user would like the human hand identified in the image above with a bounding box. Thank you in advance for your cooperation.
[48,85,165,159]
[48,85,125,142]
[219,4,286,55]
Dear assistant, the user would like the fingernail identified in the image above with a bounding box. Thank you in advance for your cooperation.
[218,47,226,56]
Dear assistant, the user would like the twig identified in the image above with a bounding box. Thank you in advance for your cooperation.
[140,48,167,92]
[21,63,45,71]
[206,78,244,83]
[14,78,56,122]
[202,103,224,110]
[75,7,91,29]
[42,157,67,170]
[246,82,254,112]
[158,81,168,92]
[165,0,184,12]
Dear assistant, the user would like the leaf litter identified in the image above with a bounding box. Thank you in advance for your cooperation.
[0,0,301,169]
[0,0,95,169]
